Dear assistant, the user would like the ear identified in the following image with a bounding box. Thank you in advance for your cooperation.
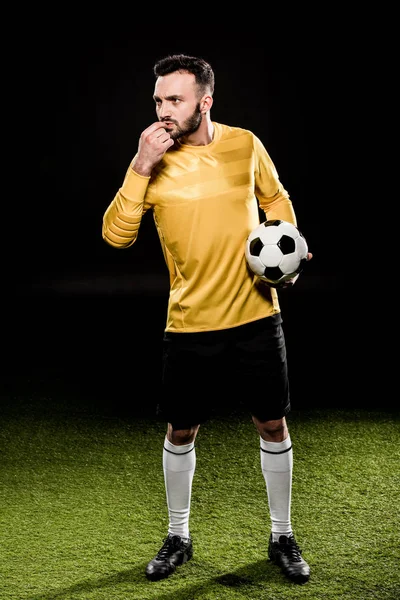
[200,94,213,113]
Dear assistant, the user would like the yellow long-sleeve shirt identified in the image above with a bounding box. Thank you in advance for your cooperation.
[102,122,297,333]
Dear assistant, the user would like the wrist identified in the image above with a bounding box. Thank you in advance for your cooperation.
[132,158,153,178]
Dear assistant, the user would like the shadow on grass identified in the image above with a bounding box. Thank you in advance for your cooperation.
[28,558,292,599]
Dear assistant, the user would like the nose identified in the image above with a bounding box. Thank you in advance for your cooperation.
[158,102,172,121]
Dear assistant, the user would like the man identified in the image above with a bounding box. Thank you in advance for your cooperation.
[102,54,312,585]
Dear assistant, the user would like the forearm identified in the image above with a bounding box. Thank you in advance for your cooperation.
[259,189,297,226]
[102,167,151,248]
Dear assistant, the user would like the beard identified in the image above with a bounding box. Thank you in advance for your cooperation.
[163,103,202,140]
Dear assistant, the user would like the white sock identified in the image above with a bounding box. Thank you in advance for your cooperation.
[260,435,293,541]
[163,437,196,539]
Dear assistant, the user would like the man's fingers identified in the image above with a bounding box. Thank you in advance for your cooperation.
[145,121,171,136]
[157,132,172,143]
[155,129,170,140]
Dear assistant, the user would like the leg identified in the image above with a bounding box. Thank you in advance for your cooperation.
[253,414,310,584]
[145,423,199,582]
[146,329,226,581]
[253,415,293,537]
[232,316,310,583]
[164,423,200,539]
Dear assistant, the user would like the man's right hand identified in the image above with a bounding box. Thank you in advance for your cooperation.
[132,122,175,177]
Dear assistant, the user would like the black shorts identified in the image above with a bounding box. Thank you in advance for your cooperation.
[158,314,290,427]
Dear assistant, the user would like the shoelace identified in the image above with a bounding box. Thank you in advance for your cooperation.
[156,536,181,559]
[279,537,303,562]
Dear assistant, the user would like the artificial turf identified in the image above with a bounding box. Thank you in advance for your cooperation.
[1,396,399,600]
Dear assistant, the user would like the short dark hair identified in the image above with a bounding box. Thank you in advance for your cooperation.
[153,54,215,97]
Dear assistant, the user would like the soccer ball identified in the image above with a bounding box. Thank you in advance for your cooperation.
[245,219,308,287]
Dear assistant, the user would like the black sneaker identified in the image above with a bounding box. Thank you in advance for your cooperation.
[268,533,310,584]
[145,533,193,581]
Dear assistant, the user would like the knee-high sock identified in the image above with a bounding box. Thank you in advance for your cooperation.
[260,435,293,538]
[163,437,196,539]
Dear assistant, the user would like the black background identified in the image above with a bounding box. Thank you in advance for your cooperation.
[5,28,370,415]
[30,34,329,283]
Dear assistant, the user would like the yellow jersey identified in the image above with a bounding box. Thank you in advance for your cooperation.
[102,122,297,333]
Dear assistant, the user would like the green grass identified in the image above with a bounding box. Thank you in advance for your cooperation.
[1,397,399,600]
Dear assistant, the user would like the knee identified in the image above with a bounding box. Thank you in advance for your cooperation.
[167,424,200,445]
[252,416,288,442]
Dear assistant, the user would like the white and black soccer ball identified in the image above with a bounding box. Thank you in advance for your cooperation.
[245,219,308,287]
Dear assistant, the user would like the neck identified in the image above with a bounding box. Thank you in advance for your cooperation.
[180,115,214,146]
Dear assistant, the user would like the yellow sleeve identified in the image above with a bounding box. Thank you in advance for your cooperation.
[102,163,152,248]
[253,135,297,226]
